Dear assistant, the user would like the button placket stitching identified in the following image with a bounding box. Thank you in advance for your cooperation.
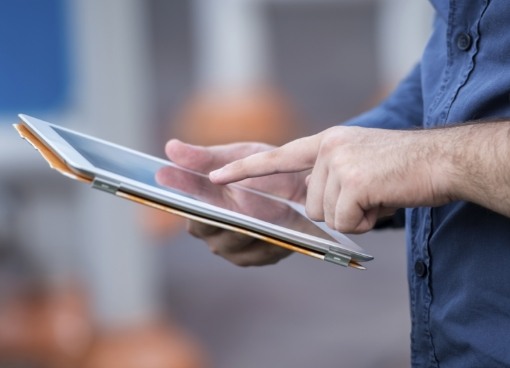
[423,207,439,367]
[425,1,456,128]
[409,208,420,366]
[442,0,490,123]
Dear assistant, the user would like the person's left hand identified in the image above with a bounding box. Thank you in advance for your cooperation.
[157,139,309,266]
[210,126,452,234]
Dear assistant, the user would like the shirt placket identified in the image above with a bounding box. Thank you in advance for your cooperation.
[408,207,438,367]
[426,0,488,127]
[410,1,490,367]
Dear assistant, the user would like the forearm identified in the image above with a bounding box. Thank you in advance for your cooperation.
[433,121,510,217]
[211,120,510,234]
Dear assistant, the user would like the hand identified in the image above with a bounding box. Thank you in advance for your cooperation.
[158,139,308,266]
[210,126,452,234]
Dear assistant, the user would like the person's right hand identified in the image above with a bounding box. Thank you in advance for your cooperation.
[158,139,308,267]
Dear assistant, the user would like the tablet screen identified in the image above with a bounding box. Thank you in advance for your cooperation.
[50,125,365,256]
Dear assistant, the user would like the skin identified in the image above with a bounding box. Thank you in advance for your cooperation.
[163,121,510,266]
[163,139,307,266]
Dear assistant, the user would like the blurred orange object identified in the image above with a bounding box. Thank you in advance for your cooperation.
[172,86,299,146]
[82,322,208,368]
[0,287,93,367]
[141,85,300,237]
[0,288,208,368]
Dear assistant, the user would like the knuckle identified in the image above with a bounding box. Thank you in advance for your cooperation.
[329,153,344,168]
[186,221,202,238]
[208,245,221,255]
[342,168,366,190]
[319,133,338,155]
[325,217,335,230]
[186,221,220,238]
[320,127,348,152]
[227,159,245,173]
[333,221,350,233]
[264,150,283,172]
[233,258,252,267]
[334,214,374,234]
[261,246,288,265]
[266,148,280,160]
[354,223,371,234]
[334,211,355,234]
[305,204,324,221]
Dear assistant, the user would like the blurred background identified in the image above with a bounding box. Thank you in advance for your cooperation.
[0,0,432,367]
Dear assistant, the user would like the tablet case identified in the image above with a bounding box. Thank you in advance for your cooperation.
[14,123,364,270]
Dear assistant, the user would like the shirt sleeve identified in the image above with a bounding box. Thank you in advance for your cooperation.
[343,64,423,230]
[343,63,423,130]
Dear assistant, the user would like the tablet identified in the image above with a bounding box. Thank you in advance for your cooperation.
[14,114,373,269]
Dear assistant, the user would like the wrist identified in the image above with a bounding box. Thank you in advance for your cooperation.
[430,122,510,209]
[418,127,463,206]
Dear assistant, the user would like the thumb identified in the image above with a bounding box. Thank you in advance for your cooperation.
[165,139,274,173]
[165,139,214,173]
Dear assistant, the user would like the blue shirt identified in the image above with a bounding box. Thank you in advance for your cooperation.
[345,1,510,366]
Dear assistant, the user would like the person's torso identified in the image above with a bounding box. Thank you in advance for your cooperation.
[408,1,510,367]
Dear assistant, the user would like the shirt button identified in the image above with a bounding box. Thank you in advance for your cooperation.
[415,260,427,278]
[456,32,472,51]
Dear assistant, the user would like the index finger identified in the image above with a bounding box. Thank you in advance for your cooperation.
[209,134,321,184]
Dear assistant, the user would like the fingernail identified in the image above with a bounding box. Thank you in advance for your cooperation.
[209,168,222,181]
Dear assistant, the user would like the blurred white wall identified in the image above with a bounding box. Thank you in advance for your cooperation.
[376,0,433,88]
[71,0,157,327]
[0,0,158,328]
